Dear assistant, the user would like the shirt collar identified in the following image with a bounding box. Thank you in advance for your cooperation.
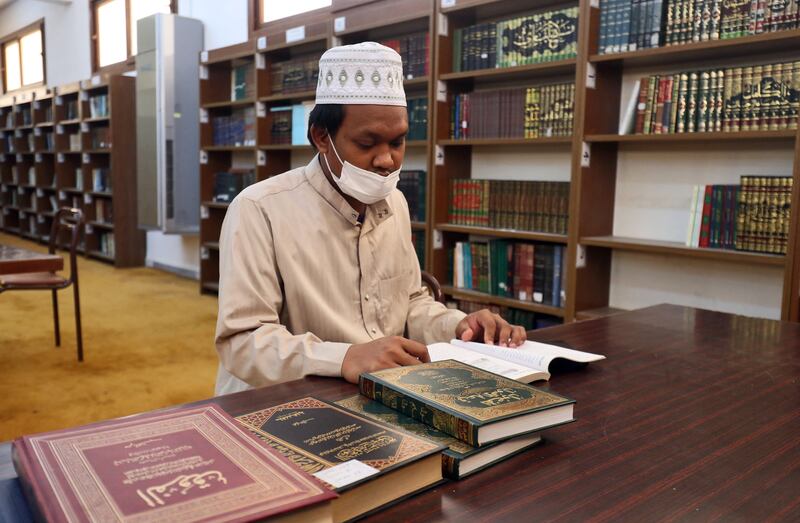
[304,154,394,229]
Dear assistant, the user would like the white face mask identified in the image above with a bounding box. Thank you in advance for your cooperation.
[322,137,401,205]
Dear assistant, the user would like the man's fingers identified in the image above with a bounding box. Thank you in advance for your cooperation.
[399,338,430,363]
[460,327,474,341]
[480,312,497,345]
[510,325,527,347]
[498,323,512,347]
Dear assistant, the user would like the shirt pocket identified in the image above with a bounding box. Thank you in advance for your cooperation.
[378,273,410,335]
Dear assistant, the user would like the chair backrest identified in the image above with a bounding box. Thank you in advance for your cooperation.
[421,270,445,304]
[48,207,84,283]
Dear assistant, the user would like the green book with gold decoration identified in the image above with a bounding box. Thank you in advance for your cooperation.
[358,360,575,447]
[336,395,548,480]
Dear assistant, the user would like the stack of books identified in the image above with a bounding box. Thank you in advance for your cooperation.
[270,54,320,94]
[230,61,255,101]
[398,170,426,222]
[380,31,430,78]
[451,240,567,308]
[453,6,579,71]
[213,169,257,203]
[211,106,256,146]
[89,93,109,118]
[451,83,575,139]
[406,96,428,140]
[449,179,570,235]
[269,106,292,144]
[98,231,115,257]
[621,60,800,134]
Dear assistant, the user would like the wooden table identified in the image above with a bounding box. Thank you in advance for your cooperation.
[1,304,799,521]
[0,244,62,275]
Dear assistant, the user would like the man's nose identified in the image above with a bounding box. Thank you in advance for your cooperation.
[373,149,395,174]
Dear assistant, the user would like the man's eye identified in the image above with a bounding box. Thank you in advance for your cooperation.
[391,139,405,147]
[357,142,373,149]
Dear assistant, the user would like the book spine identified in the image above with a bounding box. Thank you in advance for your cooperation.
[12,442,55,523]
[687,71,699,132]
[699,184,713,247]
[359,375,480,446]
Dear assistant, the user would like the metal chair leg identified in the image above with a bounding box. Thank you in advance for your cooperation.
[52,289,60,347]
[73,282,83,362]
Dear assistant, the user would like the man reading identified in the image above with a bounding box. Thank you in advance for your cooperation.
[215,42,527,395]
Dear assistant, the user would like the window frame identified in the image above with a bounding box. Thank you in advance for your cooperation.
[249,0,332,36]
[90,0,176,74]
[0,19,46,95]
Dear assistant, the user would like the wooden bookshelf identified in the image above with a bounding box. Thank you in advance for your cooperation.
[441,285,565,317]
[585,131,798,143]
[0,76,145,266]
[436,223,569,243]
[439,59,578,82]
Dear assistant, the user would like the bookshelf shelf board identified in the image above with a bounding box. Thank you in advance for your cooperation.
[88,250,114,262]
[442,285,565,317]
[575,307,628,321]
[406,140,428,147]
[259,144,313,151]
[202,98,256,109]
[1,127,14,132]
[61,187,83,194]
[33,150,56,154]
[89,191,113,197]
[438,137,572,146]
[585,131,798,143]
[17,125,34,131]
[88,221,114,230]
[19,207,36,213]
[440,59,578,83]
[411,221,426,230]
[19,184,36,189]
[440,0,570,16]
[590,29,800,68]
[3,226,20,232]
[58,119,81,126]
[334,13,429,38]
[201,281,220,293]
[83,116,110,123]
[56,150,82,154]
[35,122,54,128]
[404,76,430,88]
[259,36,328,55]
[579,236,786,266]
[17,151,35,155]
[436,223,568,243]
[201,201,230,209]
[37,187,57,192]
[204,145,257,152]
[203,50,255,65]
[85,149,111,154]
[203,241,220,250]
[20,231,38,240]
[259,90,316,103]
[39,211,54,217]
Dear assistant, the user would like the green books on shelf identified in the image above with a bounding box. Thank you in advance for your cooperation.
[336,395,543,480]
[359,360,575,447]
[236,397,444,523]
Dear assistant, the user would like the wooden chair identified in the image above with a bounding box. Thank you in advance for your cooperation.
[0,208,85,361]
[421,270,445,304]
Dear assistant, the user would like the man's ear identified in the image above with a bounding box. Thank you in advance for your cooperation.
[310,124,330,154]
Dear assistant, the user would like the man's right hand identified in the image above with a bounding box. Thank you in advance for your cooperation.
[341,336,430,384]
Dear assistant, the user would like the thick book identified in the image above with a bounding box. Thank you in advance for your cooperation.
[335,395,544,480]
[12,405,335,523]
[236,397,443,523]
[359,360,576,447]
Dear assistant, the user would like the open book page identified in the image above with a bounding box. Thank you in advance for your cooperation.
[450,339,605,372]
[427,343,550,383]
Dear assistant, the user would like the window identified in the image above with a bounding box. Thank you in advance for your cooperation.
[260,0,331,24]
[1,22,45,94]
[92,0,174,71]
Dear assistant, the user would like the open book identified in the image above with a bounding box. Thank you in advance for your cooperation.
[427,339,605,383]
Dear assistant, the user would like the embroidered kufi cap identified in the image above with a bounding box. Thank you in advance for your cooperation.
[315,41,406,107]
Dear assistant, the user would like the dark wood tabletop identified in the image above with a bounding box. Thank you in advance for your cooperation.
[2,304,799,522]
[0,244,63,275]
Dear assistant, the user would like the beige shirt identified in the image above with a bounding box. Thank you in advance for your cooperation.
[214,155,466,395]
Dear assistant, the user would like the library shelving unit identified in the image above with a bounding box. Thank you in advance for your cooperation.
[570,3,800,321]
[0,75,145,267]
[431,0,579,323]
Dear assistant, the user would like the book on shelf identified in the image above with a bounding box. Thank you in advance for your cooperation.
[49,195,57,212]
[21,108,32,126]
[236,397,444,523]
[213,169,256,203]
[359,359,575,447]
[336,395,543,480]
[27,167,35,186]
[270,105,293,144]
[99,231,115,258]
[380,32,429,79]
[451,83,575,139]
[685,176,792,254]
[65,99,79,120]
[90,126,111,149]
[451,240,568,308]
[69,133,81,151]
[449,179,569,234]
[397,170,426,222]
[406,96,428,140]
[231,60,256,101]
[89,93,109,118]
[211,106,256,146]
[428,339,606,383]
[599,0,799,54]
[27,133,34,151]
[44,132,54,151]
[12,404,336,523]
[620,59,800,134]
[453,6,578,72]
[92,167,111,192]
[271,54,320,94]
[74,168,84,191]
[291,102,314,146]
[95,199,113,223]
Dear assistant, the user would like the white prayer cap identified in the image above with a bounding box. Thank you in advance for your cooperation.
[315,42,406,107]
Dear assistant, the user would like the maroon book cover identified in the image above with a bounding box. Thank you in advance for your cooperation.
[12,405,336,523]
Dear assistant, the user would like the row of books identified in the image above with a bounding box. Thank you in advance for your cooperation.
[380,31,430,79]
[64,99,79,120]
[97,231,115,257]
[94,198,113,223]
[398,169,426,222]
[622,60,800,134]
[406,96,428,141]
[213,169,257,203]
[452,6,579,72]
[686,176,793,254]
[14,354,580,521]
[269,102,314,145]
[451,83,575,139]
[88,93,109,118]
[231,61,256,101]
[90,126,110,149]
[270,55,319,94]
[449,179,570,235]
[452,299,562,331]
[598,0,800,54]
[211,106,256,146]
[452,240,567,308]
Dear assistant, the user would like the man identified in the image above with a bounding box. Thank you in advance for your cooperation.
[215,42,526,396]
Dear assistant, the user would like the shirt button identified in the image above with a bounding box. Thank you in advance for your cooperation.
[365,294,370,301]
[371,328,377,334]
